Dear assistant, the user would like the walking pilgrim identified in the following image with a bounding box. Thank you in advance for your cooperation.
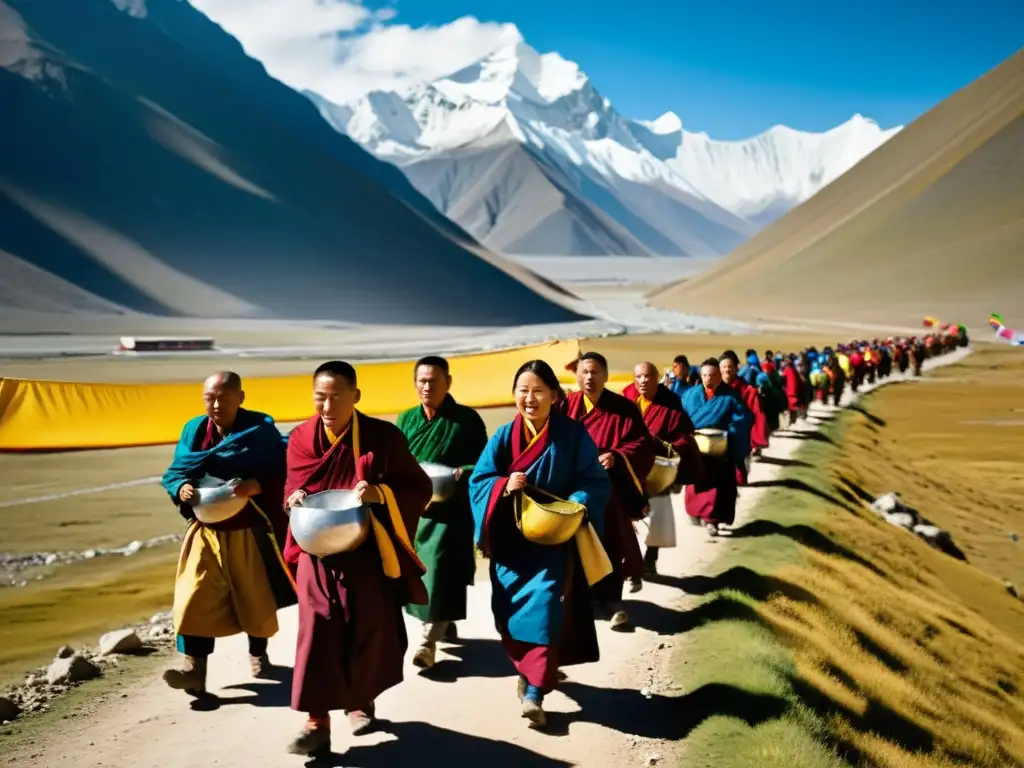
[561,352,654,630]
[469,360,611,728]
[397,355,489,670]
[283,361,432,756]
[680,358,754,537]
[622,362,704,577]
[161,372,294,696]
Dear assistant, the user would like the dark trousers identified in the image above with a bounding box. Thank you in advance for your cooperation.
[177,634,268,658]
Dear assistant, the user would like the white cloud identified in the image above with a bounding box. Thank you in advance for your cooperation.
[188,1,520,103]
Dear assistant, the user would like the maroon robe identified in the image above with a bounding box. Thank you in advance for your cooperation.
[562,390,654,585]
[283,412,432,714]
[727,378,767,482]
[622,382,704,488]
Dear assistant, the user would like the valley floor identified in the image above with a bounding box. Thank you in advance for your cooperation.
[1,348,988,767]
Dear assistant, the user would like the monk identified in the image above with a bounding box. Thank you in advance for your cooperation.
[681,359,753,537]
[562,352,654,630]
[161,372,292,697]
[720,351,768,469]
[397,355,488,670]
[283,361,432,756]
[623,362,703,577]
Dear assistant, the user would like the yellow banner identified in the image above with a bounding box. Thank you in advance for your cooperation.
[0,340,634,451]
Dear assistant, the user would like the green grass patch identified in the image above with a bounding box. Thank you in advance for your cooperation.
[672,358,1024,768]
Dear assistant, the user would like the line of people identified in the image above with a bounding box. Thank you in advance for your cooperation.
[158,331,963,756]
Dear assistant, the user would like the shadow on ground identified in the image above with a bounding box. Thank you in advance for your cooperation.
[730,519,886,576]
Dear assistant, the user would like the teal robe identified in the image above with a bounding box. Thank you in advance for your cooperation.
[397,395,488,623]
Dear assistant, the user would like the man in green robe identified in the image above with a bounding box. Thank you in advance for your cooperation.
[397,356,489,670]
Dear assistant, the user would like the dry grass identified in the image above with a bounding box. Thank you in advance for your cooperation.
[675,347,1024,767]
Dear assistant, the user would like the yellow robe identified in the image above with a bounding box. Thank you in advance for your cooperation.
[172,518,279,639]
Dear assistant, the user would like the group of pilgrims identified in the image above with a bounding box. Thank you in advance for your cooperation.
[159,330,964,756]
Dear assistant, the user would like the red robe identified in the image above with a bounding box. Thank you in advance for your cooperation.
[728,377,768,457]
[782,365,802,411]
[622,382,703,487]
[562,390,654,583]
[283,412,432,714]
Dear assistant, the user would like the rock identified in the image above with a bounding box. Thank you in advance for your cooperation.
[150,611,171,625]
[885,512,916,530]
[44,553,58,566]
[0,696,21,722]
[122,540,143,556]
[643,755,662,766]
[1006,582,1019,598]
[640,686,652,699]
[98,629,142,656]
[913,524,948,542]
[55,645,74,659]
[871,492,907,517]
[46,654,101,685]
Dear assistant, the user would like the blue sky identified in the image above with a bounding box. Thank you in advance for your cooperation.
[360,0,1022,138]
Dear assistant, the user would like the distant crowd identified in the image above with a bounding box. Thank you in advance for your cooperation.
[156,325,967,755]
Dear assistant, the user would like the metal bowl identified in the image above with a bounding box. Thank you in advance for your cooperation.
[290,490,371,557]
[193,476,248,525]
[645,454,681,497]
[420,462,458,503]
[694,428,728,458]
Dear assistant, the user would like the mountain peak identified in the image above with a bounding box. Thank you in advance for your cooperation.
[640,111,683,135]
[437,32,588,106]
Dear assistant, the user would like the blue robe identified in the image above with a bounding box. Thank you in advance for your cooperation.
[469,412,610,646]
[681,385,753,469]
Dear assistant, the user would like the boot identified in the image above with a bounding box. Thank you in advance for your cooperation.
[412,642,436,670]
[287,719,330,756]
[249,653,271,679]
[162,655,207,696]
[609,604,631,632]
[346,702,376,736]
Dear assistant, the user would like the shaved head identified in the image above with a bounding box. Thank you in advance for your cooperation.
[202,371,244,431]
[632,360,659,399]
[204,371,242,391]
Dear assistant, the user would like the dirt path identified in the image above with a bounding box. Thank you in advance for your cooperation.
[5,350,969,767]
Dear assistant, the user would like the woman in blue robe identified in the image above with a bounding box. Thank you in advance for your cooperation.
[469,360,611,728]
[680,358,753,535]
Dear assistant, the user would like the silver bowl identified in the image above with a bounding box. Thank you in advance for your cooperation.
[420,462,458,503]
[193,476,248,525]
[290,490,371,557]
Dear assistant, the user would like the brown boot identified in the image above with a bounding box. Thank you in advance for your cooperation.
[346,702,376,736]
[287,719,330,756]
[162,655,207,696]
[249,653,271,679]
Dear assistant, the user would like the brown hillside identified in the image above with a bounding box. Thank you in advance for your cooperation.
[650,49,1024,331]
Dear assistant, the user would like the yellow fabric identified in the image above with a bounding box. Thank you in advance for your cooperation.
[583,394,596,413]
[371,483,425,578]
[637,394,652,415]
[838,354,851,375]
[172,522,279,638]
[0,340,636,450]
[573,522,614,586]
[523,418,548,451]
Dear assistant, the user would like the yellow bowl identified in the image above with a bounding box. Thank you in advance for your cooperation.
[645,441,680,496]
[694,428,728,458]
[515,490,585,546]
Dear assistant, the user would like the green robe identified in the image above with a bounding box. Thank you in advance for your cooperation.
[397,395,488,623]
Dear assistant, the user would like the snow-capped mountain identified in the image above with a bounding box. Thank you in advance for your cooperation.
[310,29,900,257]
[628,111,902,226]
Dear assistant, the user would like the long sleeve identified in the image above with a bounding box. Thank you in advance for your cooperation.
[468,429,508,551]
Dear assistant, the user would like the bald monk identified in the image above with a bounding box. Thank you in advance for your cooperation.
[680,359,753,537]
[623,362,703,577]
[283,361,432,757]
[561,352,654,630]
[161,372,292,696]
